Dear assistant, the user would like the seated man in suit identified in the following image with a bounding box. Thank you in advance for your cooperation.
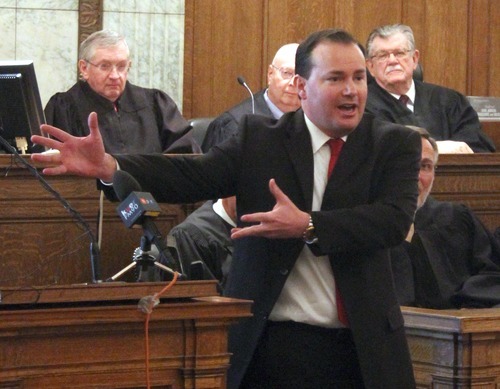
[391,126,500,309]
[45,29,200,154]
[365,24,495,153]
[168,196,236,290]
[201,43,300,151]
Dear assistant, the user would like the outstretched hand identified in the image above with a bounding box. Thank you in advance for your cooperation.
[31,112,117,182]
[231,179,310,240]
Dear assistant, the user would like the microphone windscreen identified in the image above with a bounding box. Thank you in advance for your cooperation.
[237,76,246,86]
[113,170,142,201]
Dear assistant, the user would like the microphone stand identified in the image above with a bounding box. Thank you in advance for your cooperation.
[237,76,255,114]
[0,134,102,283]
[111,170,185,281]
[106,235,178,282]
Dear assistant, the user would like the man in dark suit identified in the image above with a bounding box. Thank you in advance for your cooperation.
[365,24,495,153]
[201,43,300,152]
[32,29,419,388]
[391,126,500,309]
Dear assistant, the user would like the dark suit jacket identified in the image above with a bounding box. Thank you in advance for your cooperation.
[201,89,273,152]
[113,110,420,388]
[390,197,500,309]
[366,80,496,152]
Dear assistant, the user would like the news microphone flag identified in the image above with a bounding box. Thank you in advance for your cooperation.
[116,191,161,229]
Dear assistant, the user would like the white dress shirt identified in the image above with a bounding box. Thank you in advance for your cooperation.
[269,114,347,328]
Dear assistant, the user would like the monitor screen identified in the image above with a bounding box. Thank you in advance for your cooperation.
[0,60,45,154]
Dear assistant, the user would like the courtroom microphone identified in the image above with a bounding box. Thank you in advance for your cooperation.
[0,134,102,283]
[112,170,185,279]
[237,76,255,114]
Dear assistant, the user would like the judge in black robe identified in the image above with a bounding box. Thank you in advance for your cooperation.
[366,79,495,153]
[168,199,234,289]
[390,196,500,309]
[365,24,495,153]
[201,43,300,152]
[201,89,272,152]
[45,80,200,154]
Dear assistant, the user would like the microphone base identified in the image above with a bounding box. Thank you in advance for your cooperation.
[106,258,187,282]
[106,234,185,282]
[106,255,184,283]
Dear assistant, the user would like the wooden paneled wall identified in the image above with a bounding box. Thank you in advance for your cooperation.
[182,0,499,119]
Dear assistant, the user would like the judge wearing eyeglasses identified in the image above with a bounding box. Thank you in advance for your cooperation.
[44,29,200,154]
[201,43,301,152]
[365,24,495,154]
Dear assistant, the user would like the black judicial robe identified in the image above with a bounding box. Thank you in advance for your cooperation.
[390,197,500,309]
[201,89,272,152]
[45,80,199,154]
[366,80,496,152]
[168,200,233,288]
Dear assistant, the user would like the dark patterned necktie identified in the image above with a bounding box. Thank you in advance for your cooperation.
[399,94,410,108]
[327,138,348,326]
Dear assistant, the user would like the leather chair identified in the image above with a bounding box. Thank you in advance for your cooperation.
[188,117,214,147]
[413,63,423,81]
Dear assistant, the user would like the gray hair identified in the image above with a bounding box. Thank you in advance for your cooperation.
[406,125,439,163]
[366,24,416,58]
[79,29,129,61]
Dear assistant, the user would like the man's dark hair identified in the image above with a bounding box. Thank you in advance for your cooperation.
[295,29,360,79]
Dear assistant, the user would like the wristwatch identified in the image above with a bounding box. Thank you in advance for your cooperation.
[303,215,318,244]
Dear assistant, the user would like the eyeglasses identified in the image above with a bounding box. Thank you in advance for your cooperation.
[271,64,295,80]
[370,49,411,62]
[87,61,130,74]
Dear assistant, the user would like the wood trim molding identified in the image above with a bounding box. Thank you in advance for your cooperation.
[76,0,103,78]
[78,0,103,59]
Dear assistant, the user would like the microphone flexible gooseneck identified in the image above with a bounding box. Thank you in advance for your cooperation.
[0,134,101,283]
[237,76,255,114]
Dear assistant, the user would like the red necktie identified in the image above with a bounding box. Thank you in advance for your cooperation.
[399,94,410,108]
[327,138,349,326]
[327,138,344,177]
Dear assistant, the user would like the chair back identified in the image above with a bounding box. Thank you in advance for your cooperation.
[189,117,214,146]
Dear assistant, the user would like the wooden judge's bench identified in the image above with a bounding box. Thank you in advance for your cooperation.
[0,281,252,388]
[0,153,499,387]
[402,306,500,388]
[0,154,254,388]
[0,153,497,287]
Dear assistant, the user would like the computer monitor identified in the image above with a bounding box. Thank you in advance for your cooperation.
[0,60,45,154]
